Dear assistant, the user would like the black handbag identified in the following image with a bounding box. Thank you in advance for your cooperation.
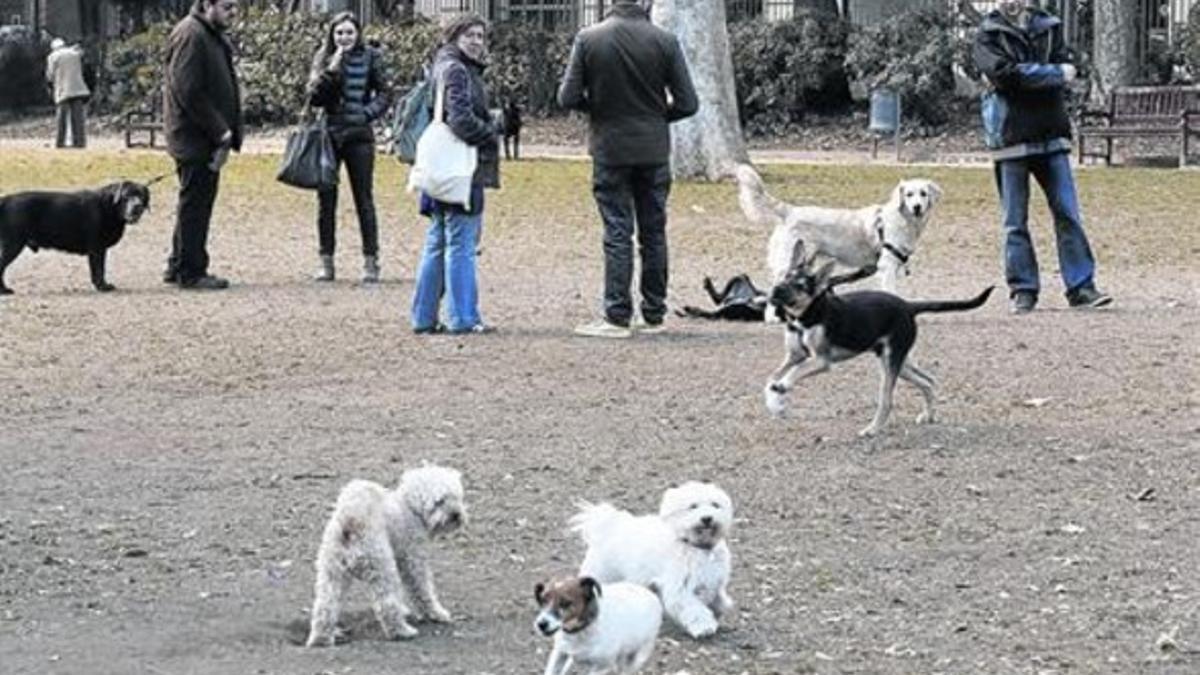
[277,114,338,191]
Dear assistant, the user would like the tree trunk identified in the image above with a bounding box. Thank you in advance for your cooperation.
[1092,0,1139,103]
[652,0,748,180]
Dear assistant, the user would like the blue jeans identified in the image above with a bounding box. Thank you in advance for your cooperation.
[995,151,1096,297]
[410,205,482,332]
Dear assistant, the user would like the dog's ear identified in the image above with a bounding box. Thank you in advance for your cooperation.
[927,181,943,205]
[788,238,808,271]
[813,260,837,289]
[534,582,546,605]
[112,183,128,207]
[579,576,601,599]
[890,182,905,208]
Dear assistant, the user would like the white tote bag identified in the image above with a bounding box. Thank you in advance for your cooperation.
[406,76,477,209]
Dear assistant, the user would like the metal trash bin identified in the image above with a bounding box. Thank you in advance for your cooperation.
[869,88,901,160]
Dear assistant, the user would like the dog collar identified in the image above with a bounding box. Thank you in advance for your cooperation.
[874,212,912,265]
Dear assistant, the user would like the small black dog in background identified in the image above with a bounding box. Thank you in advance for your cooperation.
[501,100,522,161]
[0,181,151,294]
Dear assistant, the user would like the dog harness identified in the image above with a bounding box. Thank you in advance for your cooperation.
[873,208,913,269]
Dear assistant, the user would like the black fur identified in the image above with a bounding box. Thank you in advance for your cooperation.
[678,274,768,321]
[501,100,522,161]
[0,181,150,294]
[679,266,878,322]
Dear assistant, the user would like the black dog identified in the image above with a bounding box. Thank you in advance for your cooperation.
[0,181,151,294]
[765,241,993,437]
[501,100,522,161]
[678,274,768,321]
[678,267,878,322]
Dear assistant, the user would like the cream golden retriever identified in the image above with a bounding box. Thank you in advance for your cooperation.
[735,164,942,298]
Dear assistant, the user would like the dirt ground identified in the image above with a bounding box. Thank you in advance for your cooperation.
[0,147,1198,675]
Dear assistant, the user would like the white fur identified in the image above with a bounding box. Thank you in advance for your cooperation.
[572,482,734,639]
[305,465,465,647]
[736,163,942,298]
[539,582,662,675]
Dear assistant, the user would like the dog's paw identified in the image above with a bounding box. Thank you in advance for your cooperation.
[384,621,419,640]
[915,410,936,425]
[857,424,881,438]
[684,613,720,639]
[425,604,453,623]
[764,385,788,417]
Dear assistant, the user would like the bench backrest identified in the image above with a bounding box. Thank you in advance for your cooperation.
[1109,86,1200,125]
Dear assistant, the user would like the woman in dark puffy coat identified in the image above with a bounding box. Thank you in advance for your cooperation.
[409,14,500,335]
[307,12,391,283]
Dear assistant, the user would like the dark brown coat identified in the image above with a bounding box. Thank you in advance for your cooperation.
[163,10,243,163]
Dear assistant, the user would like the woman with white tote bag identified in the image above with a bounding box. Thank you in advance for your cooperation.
[409,14,501,335]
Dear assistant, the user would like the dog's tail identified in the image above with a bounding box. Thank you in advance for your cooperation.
[909,286,995,316]
[568,501,625,547]
[734,163,790,228]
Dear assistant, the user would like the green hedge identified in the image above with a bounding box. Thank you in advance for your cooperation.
[729,10,852,136]
[100,8,985,131]
[845,8,958,127]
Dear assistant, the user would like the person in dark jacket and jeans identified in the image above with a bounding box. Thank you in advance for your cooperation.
[307,12,391,284]
[162,0,242,290]
[409,14,500,335]
[559,0,698,338]
[974,0,1111,314]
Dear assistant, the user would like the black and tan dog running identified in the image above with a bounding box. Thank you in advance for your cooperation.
[764,240,993,437]
[0,178,159,295]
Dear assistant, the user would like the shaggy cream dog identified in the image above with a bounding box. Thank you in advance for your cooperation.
[305,465,466,647]
[571,481,734,639]
[535,576,663,675]
[735,163,942,296]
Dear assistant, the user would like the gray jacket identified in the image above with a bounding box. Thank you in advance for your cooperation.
[558,1,698,166]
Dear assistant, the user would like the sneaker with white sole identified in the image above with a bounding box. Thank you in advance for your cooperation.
[633,318,666,335]
[573,319,633,339]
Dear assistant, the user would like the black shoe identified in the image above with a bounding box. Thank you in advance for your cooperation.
[179,275,230,290]
[163,269,180,284]
[1067,286,1113,309]
[1010,291,1037,314]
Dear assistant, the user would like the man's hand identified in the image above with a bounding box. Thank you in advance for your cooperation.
[1061,64,1077,82]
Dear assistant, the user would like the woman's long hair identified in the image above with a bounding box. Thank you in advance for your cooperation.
[315,11,365,69]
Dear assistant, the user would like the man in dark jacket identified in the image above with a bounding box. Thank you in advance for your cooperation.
[559,0,698,338]
[162,0,243,290]
[974,0,1111,314]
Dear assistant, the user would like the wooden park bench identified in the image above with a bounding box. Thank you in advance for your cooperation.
[124,91,164,149]
[1077,85,1200,167]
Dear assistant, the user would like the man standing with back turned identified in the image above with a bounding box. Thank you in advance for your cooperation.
[163,0,243,290]
[559,0,698,338]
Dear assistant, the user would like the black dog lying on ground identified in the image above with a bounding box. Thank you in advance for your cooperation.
[0,181,152,294]
[501,100,522,161]
[677,274,769,321]
[678,267,879,322]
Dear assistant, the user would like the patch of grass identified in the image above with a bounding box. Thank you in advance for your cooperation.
[2,150,1195,271]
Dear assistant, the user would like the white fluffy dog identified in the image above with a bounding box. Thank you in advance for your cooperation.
[535,576,662,675]
[736,163,942,296]
[305,465,466,647]
[571,481,734,639]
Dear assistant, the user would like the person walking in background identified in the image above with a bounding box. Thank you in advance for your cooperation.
[45,38,90,148]
[409,14,500,335]
[973,0,1112,314]
[558,0,698,339]
[307,12,391,284]
[162,0,243,290]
